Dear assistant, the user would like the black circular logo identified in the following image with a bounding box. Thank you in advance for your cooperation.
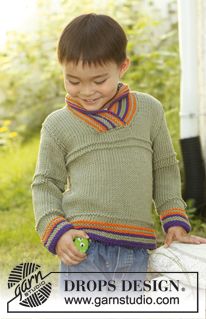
[8,263,52,307]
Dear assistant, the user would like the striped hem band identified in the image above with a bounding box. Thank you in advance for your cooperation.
[160,208,191,233]
[41,216,73,254]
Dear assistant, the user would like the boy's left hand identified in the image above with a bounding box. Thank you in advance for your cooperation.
[164,226,206,247]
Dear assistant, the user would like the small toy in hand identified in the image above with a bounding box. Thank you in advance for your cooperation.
[73,237,90,253]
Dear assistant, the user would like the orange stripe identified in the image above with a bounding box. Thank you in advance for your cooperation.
[103,112,124,126]
[111,102,119,114]
[161,208,186,213]
[66,84,132,131]
[65,84,129,111]
[42,216,65,242]
[160,212,188,220]
[71,108,108,132]
[124,94,137,124]
[66,96,82,108]
[72,219,155,233]
[109,84,129,103]
[123,93,133,123]
[74,225,155,237]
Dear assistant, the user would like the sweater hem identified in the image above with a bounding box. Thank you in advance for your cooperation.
[86,232,157,250]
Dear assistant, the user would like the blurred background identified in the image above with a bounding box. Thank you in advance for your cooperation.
[0,0,205,279]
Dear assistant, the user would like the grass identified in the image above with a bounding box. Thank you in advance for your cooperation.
[0,136,59,283]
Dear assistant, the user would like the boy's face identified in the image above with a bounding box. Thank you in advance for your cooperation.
[62,58,130,111]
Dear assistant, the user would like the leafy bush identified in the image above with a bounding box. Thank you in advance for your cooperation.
[0,0,180,142]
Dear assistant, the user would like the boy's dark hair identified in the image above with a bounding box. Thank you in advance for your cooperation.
[57,13,127,66]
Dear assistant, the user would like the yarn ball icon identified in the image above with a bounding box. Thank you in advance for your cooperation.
[8,263,52,307]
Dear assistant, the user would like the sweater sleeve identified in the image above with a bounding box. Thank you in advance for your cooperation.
[31,124,73,254]
[152,106,191,233]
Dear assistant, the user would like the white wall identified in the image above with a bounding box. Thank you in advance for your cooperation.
[197,0,206,167]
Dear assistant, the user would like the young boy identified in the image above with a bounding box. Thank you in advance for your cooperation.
[31,13,206,288]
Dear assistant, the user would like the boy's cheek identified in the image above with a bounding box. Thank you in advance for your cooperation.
[64,84,77,96]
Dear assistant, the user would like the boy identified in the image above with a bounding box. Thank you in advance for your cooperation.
[31,13,206,286]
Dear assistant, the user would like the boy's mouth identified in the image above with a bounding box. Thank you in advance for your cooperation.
[82,97,100,104]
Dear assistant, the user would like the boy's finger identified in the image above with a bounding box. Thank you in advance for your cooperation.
[66,251,87,263]
[61,251,86,266]
[179,235,201,244]
[72,230,90,239]
[164,232,174,248]
[192,236,206,243]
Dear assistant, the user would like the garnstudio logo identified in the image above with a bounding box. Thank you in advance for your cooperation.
[8,263,52,308]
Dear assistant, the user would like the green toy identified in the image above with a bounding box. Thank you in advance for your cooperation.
[73,237,90,253]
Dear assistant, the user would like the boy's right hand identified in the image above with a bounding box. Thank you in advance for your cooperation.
[56,229,89,266]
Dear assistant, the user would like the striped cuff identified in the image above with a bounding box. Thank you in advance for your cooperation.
[41,216,73,254]
[160,208,191,233]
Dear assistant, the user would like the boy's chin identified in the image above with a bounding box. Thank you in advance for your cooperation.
[81,100,108,111]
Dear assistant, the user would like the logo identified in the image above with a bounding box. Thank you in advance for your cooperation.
[8,263,52,308]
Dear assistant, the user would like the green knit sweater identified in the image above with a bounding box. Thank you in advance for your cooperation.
[31,88,191,254]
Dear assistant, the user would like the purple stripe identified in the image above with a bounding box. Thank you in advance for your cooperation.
[107,93,129,109]
[66,101,82,110]
[75,227,155,239]
[66,102,101,115]
[44,220,67,246]
[46,224,73,254]
[66,101,89,113]
[88,115,110,129]
[117,99,122,116]
[94,114,116,128]
[67,102,114,130]
[66,93,129,115]
[163,220,191,233]
[161,214,189,221]
[87,233,156,250]
[107,110,126,123]
[66,100,115,115]
[68,102,122,127]
[122,95,129,121]
[66,90,129,131]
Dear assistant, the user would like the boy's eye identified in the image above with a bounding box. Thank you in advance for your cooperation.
[94,79,106,85]
[68,79,107,85]
[68,80,80,85]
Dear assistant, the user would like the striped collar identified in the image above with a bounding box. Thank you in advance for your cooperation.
[65,82,137,132]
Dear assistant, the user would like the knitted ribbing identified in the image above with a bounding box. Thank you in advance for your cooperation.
[31,91,191,254]
[65,83,136,132]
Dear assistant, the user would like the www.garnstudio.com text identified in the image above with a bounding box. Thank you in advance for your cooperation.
[64,294,180,307]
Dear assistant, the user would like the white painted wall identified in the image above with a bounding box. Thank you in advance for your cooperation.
[178,0,206,168]
[178,0,199,138]
[197,0,206,167]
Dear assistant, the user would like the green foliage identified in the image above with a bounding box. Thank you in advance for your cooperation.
[0,0,180,142]
[0,136,59,279]
[0,119,21,150]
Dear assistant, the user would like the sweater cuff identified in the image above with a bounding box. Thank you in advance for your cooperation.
[41,216,73,254]
[160,208,191,233]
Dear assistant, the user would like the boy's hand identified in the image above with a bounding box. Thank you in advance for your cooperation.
[56,229,89,265]
[164,226,206,247]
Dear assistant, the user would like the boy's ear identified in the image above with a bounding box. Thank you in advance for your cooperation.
[119,57,130,77]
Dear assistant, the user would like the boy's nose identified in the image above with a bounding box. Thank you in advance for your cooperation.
[80,85,95,97]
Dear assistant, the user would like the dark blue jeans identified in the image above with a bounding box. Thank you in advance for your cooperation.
[59,240,149,293]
